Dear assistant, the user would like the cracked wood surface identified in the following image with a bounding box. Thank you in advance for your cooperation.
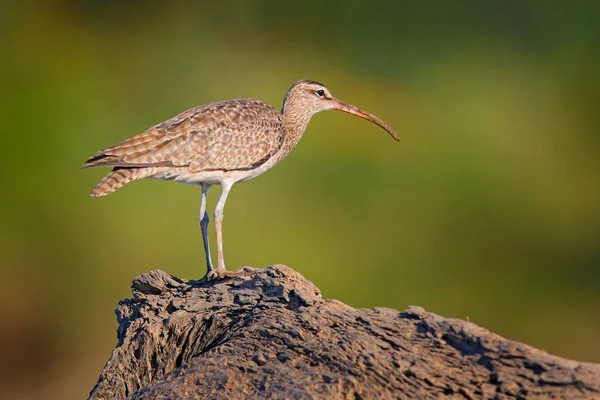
[89,265,600,399]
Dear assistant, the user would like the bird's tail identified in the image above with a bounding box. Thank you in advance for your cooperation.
[90,167,158,197]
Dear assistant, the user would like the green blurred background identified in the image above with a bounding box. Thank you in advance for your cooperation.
[1,1,599,398]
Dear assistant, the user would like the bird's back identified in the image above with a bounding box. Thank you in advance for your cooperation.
[84,98,286,172]
[83,98,286,195]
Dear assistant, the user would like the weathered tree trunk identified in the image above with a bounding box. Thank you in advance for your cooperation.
[89,265,600,399]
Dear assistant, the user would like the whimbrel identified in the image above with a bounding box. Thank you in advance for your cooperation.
[83,80,400,278]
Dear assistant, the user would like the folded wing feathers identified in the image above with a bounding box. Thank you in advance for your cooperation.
[82,99,285,172]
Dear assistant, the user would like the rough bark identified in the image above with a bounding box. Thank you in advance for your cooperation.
[89,265,600,400]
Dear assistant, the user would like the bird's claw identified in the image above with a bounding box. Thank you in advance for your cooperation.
[204,266,255,281]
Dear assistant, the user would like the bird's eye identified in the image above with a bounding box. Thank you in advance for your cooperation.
[315,89,325,97]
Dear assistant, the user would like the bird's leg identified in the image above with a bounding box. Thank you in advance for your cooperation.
[213,182,232,273]
[199,184,213,273]
[205,183,252,281]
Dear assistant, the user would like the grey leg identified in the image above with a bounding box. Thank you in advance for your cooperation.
[214,182,233,272]
[199,184,213,273]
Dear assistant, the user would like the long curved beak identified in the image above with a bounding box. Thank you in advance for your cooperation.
[332,98,401,142]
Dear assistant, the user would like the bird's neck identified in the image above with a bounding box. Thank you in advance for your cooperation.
[282,103,313,152]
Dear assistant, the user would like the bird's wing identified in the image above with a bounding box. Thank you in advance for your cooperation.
[82,99,286,172]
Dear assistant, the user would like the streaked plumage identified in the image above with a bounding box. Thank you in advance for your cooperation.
[83,80,399,278]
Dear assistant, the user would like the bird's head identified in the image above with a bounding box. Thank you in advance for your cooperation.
[282,80,400,141]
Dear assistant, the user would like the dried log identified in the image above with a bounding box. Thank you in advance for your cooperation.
[89,265,600,399]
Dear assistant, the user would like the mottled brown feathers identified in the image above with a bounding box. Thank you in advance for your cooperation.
[83,98,289,195]
[83,98,285,173]
[90,168,161,197]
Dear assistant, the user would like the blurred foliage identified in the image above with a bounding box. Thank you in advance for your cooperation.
[0,0,599,398]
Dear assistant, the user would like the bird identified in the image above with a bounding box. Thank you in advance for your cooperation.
[82,80,400,279]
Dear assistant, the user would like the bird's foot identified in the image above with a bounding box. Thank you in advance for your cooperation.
[204,266,255,281]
